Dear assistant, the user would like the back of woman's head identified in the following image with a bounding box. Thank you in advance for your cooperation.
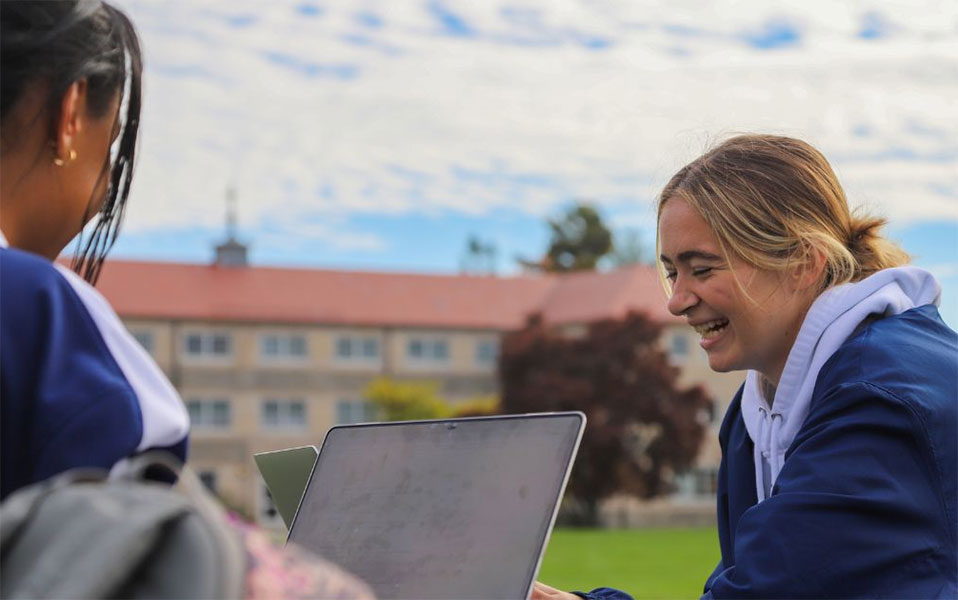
[1,0,142,283]
[658,134,909,291]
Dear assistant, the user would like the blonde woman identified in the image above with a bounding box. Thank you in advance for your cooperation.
[534,135,956,599]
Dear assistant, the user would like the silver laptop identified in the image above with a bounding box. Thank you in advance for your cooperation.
[259,412,585,600]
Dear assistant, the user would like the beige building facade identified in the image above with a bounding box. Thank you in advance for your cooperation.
[124,315,742,523]
[99,258,745,524]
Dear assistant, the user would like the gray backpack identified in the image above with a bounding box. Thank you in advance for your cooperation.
[0,454,245,599]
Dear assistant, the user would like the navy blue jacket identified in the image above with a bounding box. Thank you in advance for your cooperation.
[704,304,957,598]
[575,305,956,600]
[1,247,189,499]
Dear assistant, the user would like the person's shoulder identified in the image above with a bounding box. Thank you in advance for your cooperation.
[0,248,92,328]
[0,246,70,293]
[816,305,957,419]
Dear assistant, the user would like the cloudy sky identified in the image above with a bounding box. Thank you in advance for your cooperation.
[108,0,958,325]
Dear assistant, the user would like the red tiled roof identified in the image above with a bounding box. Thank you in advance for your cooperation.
[94,260,680,330]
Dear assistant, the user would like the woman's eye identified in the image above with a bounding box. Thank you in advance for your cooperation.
[692,267,713,277]
[665,271,677,282]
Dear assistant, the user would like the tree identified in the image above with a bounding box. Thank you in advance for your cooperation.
[364,378,450,421]
[520,202,613,272]
[498,312,713,524]
[363,378,501,421]
[449,394,500,418]
[460,234,498,275]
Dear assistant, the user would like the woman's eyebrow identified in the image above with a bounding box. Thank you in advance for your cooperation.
[660,250,723,264]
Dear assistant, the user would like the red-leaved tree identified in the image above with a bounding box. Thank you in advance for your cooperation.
[499,311,713,524]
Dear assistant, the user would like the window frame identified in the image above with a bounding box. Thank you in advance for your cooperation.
[405,335,450,365]
[259,332,309,363]
[335,399,379,424]
[130,329,155,355]
[260,398,308,431]
[475,338,499,367]
[186,397,233,430]
[332,334,382,364]
[182,330,234,361]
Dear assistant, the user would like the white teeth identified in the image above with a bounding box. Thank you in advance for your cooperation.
[693,319,729,339]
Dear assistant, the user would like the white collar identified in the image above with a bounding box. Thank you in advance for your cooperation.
[0,228,8,248]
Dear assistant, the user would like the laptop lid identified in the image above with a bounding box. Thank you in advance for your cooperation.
[287,412,585,600]
[254,445,318,529]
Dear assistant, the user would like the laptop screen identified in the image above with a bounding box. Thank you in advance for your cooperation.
[287,413,584,600]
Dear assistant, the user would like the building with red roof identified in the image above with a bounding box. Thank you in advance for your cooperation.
[98,255,740,523]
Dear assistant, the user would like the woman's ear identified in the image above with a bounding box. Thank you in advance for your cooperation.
[53,80,87,163]
[790,245,827,292]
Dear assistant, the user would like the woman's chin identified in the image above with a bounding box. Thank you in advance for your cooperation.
[706,351,738,373]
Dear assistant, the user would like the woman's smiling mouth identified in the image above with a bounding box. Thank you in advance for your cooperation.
[693,319,730,341]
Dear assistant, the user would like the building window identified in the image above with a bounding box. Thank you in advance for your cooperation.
[334,335,380,361]
[694,467,719,496]
[336,400,378,424]
[183,332,232,358]
[261,399,307,430]
[186,398,232,429]
[131,330,154,355]
[406,337,449,363]
[476,339,499,367]
[698,402,717,425]
[668,331,689,363]
[198,470,218,494]
[674,467,719,499]
[260,333,308,360]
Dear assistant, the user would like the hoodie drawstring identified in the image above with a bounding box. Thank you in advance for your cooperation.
[768,412,783,487]
[755,406,784,501]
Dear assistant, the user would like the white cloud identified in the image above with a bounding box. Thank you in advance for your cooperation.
[114,0,958,241]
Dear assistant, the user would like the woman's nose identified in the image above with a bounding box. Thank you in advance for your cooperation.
[667,282,698,316]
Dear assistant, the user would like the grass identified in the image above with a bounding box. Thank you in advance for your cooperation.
[536,527,720,599]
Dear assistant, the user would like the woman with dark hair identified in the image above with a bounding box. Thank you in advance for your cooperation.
[534,135,956,599]
[0,4,375,597]
[0,0,189,499]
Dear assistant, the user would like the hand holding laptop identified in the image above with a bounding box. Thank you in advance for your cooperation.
[532,581,580,600]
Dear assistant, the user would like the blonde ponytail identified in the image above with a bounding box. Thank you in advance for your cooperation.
[658,135,910,292]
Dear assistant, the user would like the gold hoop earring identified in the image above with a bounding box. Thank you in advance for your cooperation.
[53,148,77,167]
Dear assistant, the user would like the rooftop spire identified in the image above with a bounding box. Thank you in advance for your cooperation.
[214,184,249,267]
[226,185,238,240]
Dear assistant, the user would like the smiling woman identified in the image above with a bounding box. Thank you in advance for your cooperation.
[533,135,957,600]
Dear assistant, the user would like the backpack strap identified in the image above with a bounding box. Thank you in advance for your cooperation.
[173,461,247,599]
[115,452,247,599]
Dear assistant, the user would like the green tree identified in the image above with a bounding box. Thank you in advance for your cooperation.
[449,394,500,418]
[541,202,613,272]
[460,234,498,275]
[364,378,450,421]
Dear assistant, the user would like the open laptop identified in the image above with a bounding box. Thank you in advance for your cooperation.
[257,412,585,600]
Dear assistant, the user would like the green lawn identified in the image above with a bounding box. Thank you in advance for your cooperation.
[536,527,720,599]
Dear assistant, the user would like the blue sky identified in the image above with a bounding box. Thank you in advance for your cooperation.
[108,0,958,327]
